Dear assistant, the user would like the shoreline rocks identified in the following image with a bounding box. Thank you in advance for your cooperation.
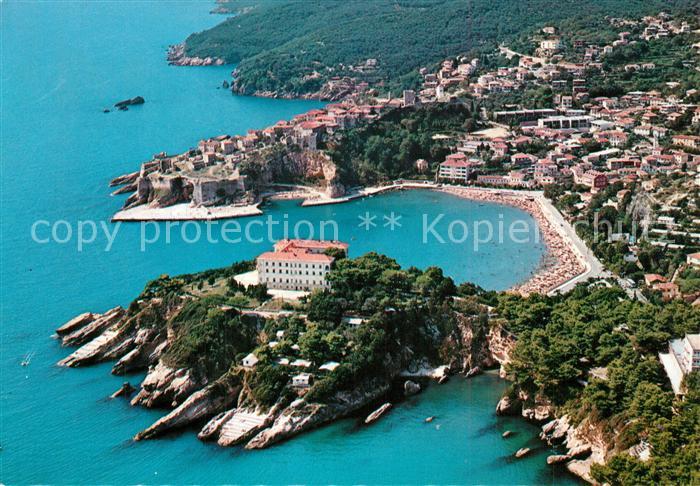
[537,414,604,482]
[403,380,421,396]
[167,43,224,66]
[214,408,276,447]
[111,382,135,399]
[130,362,203,409]
[495,395,521,416]
[135,379,240,441]
[55,312,95,337]
[246,378,391,449]
[547,454,570,465]
[59,306,124,347]
[109,171,139,187]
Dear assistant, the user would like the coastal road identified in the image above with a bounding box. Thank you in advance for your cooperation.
[534,194,607,295]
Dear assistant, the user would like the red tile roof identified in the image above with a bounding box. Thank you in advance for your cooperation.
[258,251,333,263]
[274,239,348,252]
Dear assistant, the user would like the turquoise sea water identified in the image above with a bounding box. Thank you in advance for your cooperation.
[0,1,573,484]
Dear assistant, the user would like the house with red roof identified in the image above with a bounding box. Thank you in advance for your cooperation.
[438,153,472,183]
[257,240,348,292]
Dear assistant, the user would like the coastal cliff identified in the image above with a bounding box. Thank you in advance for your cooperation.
[55,255,699,483]
[113,143,345,212]
[231,74,362,102]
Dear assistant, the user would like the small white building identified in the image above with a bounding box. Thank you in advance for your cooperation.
[319,361,340,372]
[687,252,700,266]
[242,353,259,368]
[291,359,312,368]
[659,334,700,395]
[292,373,313,388]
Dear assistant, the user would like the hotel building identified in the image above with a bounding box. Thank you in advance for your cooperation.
[438,153,472,183]
[256,239,349,291]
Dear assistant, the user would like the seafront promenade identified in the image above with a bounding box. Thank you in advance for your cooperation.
[112,202,262,221]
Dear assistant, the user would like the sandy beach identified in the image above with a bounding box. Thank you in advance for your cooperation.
[296,180,599,295]
[437,185,602,296]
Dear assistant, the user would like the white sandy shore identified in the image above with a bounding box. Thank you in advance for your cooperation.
[112,202,262,222]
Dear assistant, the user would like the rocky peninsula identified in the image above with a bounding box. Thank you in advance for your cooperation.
[55,254,516,450]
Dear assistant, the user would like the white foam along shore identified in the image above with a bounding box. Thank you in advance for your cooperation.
[112,202,262,222]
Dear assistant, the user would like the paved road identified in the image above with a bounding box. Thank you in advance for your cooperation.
[534,194,607,295]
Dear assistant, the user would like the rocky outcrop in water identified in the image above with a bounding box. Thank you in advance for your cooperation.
[111,182,137,196]
[130,362,203,409]
[202,406,278,447]
[536,414,606,482]
[111,382,135,399]
[111,328,165,375]
[109,171,139,187]
[114,96,145,111]
[58,307,124,347]
[495,395,521,416]
[515,447,531,458]
[135,377,241,440]
[365,402,392,424]
[403,380,421,396]
[246,378,391,449]
[167,44,224,66]
[55,312,96,337]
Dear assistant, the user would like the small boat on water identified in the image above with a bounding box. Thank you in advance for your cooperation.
[425,416,436,423]
[364,402,392,424]
[20,352,35,367]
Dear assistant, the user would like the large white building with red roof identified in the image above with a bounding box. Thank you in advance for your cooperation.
[257,239,349,291]
[438,153,472,182]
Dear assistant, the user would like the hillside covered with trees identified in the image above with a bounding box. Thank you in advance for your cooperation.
[183,0,694,97]
[328,103,476,185]
[497,287,700,484]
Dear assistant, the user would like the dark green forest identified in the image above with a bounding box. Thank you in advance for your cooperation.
[184,0,694,96]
